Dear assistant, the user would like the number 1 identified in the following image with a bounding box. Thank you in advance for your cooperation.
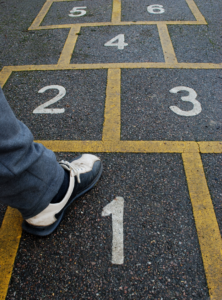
[102,197,124,264]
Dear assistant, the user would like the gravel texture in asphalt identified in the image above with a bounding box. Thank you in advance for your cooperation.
[0,0,69,68]
[202,154,222,236]
[121,0,195,22]
[6,153,209,300]
[0,0,221,299]
[71,25,164,64]
[42,0,113,26]
[121,68,222,141]
[3,70,107,141]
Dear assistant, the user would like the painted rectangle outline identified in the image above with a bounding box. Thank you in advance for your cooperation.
[1,65,222,152]
[0,65,222,299]
[29,0,207,31]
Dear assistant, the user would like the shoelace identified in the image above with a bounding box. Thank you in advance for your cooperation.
[59,160,81,183]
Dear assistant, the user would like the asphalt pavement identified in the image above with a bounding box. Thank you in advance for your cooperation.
[0,0,221,299]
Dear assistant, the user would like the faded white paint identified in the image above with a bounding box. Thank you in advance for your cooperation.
[102,197,124,264]
[33,85,66,114]
[169,86,202,116]
[69,7,87,17]
[104,34,128,50]
[147,4,165,14]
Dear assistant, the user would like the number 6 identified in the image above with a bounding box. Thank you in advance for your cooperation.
[169,86,202,116]
[147,4,165,14]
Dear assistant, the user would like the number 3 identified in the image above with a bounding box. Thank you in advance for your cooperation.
[169,86,202,116]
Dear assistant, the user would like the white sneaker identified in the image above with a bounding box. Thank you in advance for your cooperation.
[22,154,102,236]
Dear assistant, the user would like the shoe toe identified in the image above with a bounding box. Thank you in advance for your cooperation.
[74,159,102,195]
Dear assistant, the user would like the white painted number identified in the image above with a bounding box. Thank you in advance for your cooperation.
[104,34,128,50]
[69,6,87,17]
[169,86,202,116]
[33,85,66,114]
[102,197,124,265]
[147,4,165,14]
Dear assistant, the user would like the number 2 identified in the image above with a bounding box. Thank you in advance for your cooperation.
[33,85,66,114]
[169,86,202,116]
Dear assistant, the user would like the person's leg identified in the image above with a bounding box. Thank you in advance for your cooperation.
[0,87,102,236]
[0,87,64,219]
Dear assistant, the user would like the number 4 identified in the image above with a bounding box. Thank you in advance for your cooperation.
[104,34,128,50]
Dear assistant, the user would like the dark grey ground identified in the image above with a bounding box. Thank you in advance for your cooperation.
[169,25,222,64]
[42,0,113,26]
[6,153,209,300]
[121,69,222,141]
[169,0,221,64]
[3,70,107,140]
[0,0,69,68]
[121,0,195,22]
[71,25,164,64]
[0,0,221,299]
[202,154,222,236]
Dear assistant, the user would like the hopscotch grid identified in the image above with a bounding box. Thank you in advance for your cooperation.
[0,0,221,299]
[29,0,207,30]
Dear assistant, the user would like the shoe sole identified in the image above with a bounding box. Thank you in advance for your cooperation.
[22,163,103,236]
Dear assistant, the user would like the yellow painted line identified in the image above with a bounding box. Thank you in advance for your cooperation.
[103,69,121,141]
[29,0,53,30]
[112,0,121,23]
[198,142,222,154]
[182,153,222,300]
[31,20,206,30]
[57,25,81,66]
[28,0,206,31]
[157,23,177,64]
[186,0,207,24]
[34,140,199,153]
[0,67,12,88]
[0,207,22,300]
[1,63,222,74]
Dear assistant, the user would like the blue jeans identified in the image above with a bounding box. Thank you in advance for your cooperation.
[0,87,64,219]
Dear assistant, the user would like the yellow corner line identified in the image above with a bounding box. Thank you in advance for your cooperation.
[33,140,200,153]
[30,21,207,31]
[57,25,81,66]
[1,63,222,74]
[0,67,12,88]
[157,23,177,64]
[198,142,222,154]
[102,69,121,141]
[186,0,207,23]
[182,153,222,300]
[112,0,121,23]
[29,0,53,30]
[0,208,23,300]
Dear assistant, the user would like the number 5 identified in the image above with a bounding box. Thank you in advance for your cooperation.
[69,6,87,17]
[169,86,202,116]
